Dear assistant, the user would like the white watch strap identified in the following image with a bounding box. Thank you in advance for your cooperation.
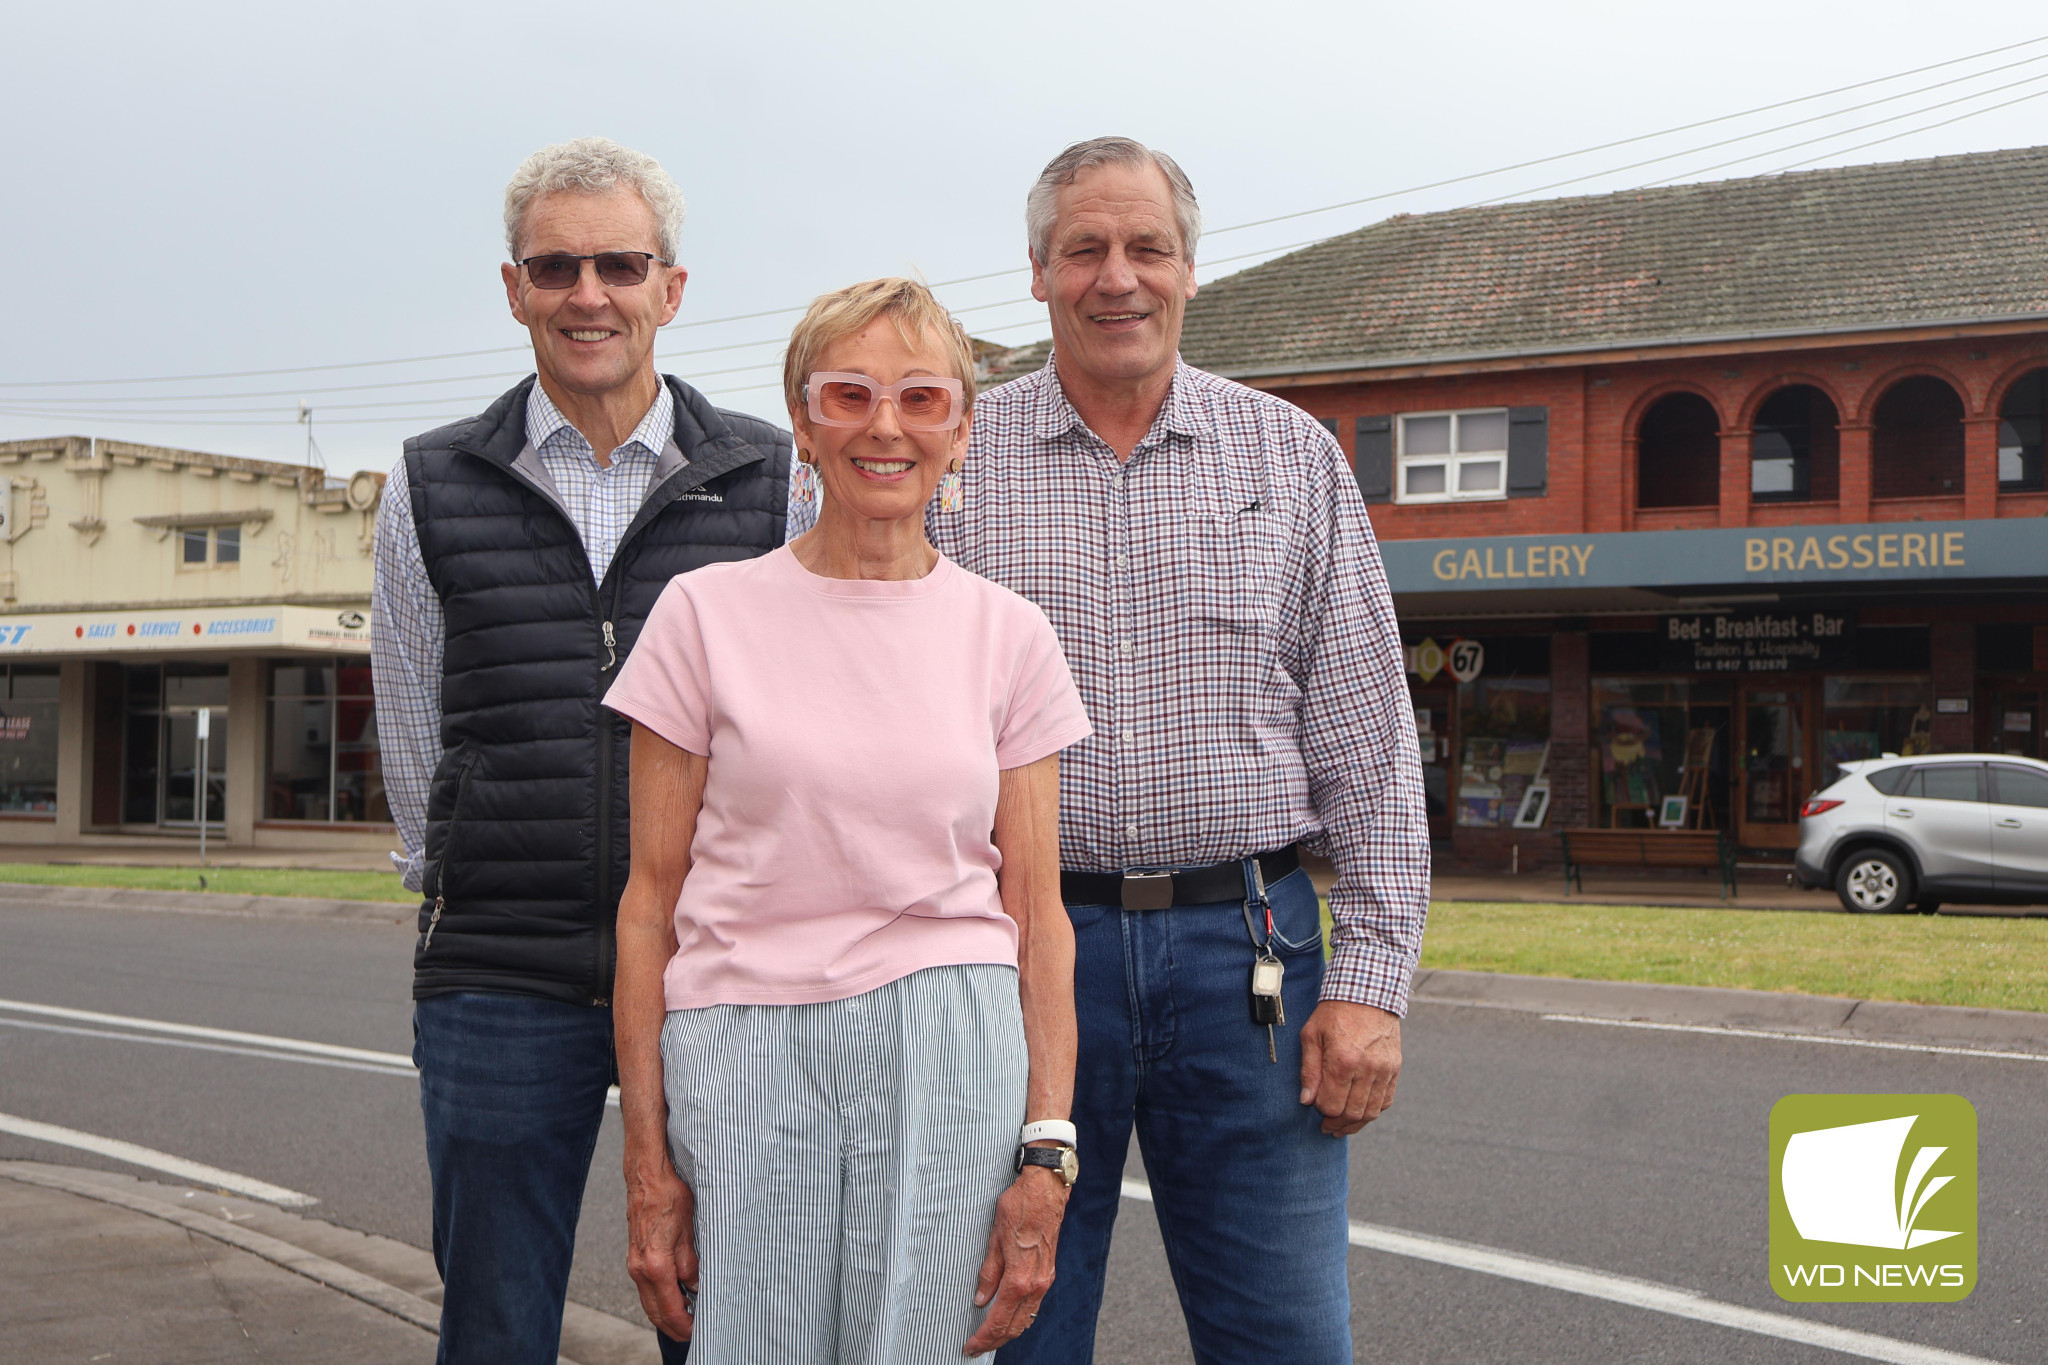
[1021,1119,1078,1149]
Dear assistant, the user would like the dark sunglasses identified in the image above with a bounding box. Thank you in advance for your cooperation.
[516,251,672,290]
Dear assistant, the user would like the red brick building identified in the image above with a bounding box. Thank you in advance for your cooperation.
[1172,146,2048,867]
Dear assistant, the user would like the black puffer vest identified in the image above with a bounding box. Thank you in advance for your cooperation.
[406,375,788,1004]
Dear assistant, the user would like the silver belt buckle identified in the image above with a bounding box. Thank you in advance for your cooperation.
[1121,870,1175,911]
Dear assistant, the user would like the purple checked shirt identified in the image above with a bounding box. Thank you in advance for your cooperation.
[790,357,1430,1014]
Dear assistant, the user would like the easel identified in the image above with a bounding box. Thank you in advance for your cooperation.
[1678,727,1716,830]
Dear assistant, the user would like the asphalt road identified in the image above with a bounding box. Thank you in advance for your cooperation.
[1,899,2042,1364]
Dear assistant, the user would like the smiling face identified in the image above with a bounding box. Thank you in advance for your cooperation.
[500,188,685,400]
[1030,161,1197,390]
[793,318,970,527]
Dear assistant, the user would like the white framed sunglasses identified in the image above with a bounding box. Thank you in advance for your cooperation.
[804,372,965,432]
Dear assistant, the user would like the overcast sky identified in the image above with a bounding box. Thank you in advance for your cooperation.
[5,0,2048,477]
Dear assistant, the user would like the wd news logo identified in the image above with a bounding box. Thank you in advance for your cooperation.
[1769,1095,1976,1302]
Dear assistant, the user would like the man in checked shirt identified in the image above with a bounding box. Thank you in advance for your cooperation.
[790,137,1430,1362]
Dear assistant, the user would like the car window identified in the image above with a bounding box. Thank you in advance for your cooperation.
[1866,766,1914,796]
[1915,765,1984,803]
[1991,764,2048,809]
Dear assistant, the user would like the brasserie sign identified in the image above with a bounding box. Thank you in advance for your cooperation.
[1659,611,1854,673]
[1380,517,2045,595]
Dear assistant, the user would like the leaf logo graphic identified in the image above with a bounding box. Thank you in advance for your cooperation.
[1781,1115,1959,1250]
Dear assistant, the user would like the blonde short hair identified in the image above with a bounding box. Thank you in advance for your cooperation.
[783,278,977,420]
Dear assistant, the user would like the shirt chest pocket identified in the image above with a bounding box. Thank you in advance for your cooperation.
[1184,511,1282,634]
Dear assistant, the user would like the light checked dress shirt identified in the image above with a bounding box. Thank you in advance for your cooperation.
[372,380,674,891]
[789,356,1430,1013]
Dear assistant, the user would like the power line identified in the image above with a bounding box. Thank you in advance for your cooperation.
[7,33,2041,397]
[1759,81,2048,177]
[1630,67,2048,191]
[1475,56,2048,204]
[1196,32,2048,236]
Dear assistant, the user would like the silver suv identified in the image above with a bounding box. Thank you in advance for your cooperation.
[1793,754,2048,913]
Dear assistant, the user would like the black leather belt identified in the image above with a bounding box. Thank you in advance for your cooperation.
[1060,846,1300,910]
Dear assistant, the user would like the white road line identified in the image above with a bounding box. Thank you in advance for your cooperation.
[1119,1180,2008,1365]
[0,1017,417,1077]
[0,996,622,1105]
[0,997,414,1068]
[1541,1013,2048,1062]
[0,1112,318,1208]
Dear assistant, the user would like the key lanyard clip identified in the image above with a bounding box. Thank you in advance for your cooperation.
[1238,856,1275,954]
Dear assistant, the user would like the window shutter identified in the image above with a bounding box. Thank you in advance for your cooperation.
[1317,417,1339,439]
[1507,406,1549,497]
[1354,416,1393,503]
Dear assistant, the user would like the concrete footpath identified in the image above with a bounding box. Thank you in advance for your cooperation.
[0,1162,663,1365]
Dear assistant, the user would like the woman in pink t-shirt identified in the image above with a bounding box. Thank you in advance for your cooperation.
[607,278,1090,1363]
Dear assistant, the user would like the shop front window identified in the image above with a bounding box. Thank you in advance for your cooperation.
[1820,677,1933,787]
[266,658,387,822]
[1454,678,1551,827]
[0,666,60,814]
[1591,679,1731,829]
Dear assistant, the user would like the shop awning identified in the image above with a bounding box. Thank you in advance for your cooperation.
[0,603,372,655]
[1381,516,2048,616]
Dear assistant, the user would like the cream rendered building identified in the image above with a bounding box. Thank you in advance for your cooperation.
[0,434,391,854]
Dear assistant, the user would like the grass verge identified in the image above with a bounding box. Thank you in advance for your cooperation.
[1414,900,2048,1014]
[0,863,412,904]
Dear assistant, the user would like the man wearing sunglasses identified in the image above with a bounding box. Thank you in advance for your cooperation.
[370,136,789,1365]
[797,138,1427,1364]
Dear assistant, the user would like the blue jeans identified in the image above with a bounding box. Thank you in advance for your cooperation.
[997,867,1352,1365]
[414,991,689,1365]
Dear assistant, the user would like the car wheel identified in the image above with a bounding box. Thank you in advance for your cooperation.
[1837,850,1912,913]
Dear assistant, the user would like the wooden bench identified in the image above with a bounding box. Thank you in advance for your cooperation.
[1557,829,1738,902]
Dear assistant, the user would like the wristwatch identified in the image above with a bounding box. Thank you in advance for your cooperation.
[1017,1144,1080,1187]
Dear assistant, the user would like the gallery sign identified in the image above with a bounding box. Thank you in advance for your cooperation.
[1380,518,2047,595]
[1658,611,1854,673]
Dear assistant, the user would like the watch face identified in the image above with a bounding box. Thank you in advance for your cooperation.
[1059,1147,1080,1185]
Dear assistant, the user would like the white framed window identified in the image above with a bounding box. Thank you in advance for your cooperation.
[176,524,241,569]
[1397,409,1508,503]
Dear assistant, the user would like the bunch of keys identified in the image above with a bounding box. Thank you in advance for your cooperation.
[1250,952,1285,1063]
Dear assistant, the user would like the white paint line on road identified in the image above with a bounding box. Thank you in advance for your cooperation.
[0,997,414,1068]
[1541,1013,2048,1062]
[0,1112,318,1208]
[0,1017,417,1077]
[0,996,623,1105]
[1120,1179,2008,1365]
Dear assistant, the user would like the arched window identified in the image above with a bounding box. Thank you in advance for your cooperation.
[1751,385,1840,503]
[1636,393,1720,509]
[1998,368,2047,492]
[1871,376,1964,500]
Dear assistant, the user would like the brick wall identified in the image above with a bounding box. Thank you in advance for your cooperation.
[1263,332,2048,541]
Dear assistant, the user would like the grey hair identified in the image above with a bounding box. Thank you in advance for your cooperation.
[1025,137,1201,266]
[503,137,687,263]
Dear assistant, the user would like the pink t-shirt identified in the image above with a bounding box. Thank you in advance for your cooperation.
[603,545,1092,1010]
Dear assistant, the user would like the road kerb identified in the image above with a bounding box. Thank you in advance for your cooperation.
[1410,969,2048,1055]
[0,1161,663,1365]
[0,881,409,923]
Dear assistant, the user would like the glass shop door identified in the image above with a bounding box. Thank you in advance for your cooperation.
[1736,683,1812,850]
[161,707,227,827]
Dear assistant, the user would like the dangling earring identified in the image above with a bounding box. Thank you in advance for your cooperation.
[937,457,964,512]
[791,451,819,506]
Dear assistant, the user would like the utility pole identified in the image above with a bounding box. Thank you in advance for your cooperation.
[298,403,326,473]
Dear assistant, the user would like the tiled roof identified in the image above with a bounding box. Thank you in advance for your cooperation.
[1174,145,2048,378]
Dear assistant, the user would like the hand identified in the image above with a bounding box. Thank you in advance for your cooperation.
[625,1162,699,1341]
[964,1165,1068,1356]
[1298,1000,1401,1137]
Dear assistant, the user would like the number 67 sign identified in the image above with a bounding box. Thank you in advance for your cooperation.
[1447,638,1485,683]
